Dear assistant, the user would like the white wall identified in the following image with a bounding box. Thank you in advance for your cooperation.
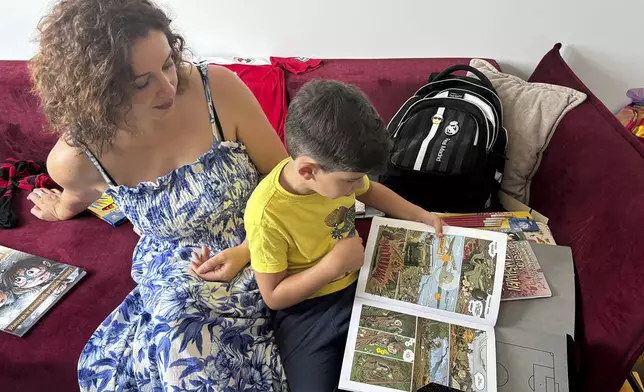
[1,0,642,112]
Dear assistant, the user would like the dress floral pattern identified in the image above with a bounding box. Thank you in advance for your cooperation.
[77,63,288,392]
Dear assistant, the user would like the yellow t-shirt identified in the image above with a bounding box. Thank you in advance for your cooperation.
[245,158,370,299]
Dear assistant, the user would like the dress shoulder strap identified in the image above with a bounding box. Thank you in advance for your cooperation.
[196,62,226,142]
[83,149,117,187]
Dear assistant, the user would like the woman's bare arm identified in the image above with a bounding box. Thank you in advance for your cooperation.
[28,140,105,221]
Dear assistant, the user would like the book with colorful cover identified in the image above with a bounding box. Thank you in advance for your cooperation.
[508,218,539,232]
[523,222,557,245]
[501,241,551,301]
[0,245,85,337]
[488,224,557,246]
[88,194,127,226]
[340,217,508,392]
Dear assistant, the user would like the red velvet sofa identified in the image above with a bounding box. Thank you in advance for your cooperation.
[1,44,643,392]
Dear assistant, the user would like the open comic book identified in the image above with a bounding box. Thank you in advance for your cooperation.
[340,217,507,392]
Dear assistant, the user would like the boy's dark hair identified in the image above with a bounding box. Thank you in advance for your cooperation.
[285,79,391,173]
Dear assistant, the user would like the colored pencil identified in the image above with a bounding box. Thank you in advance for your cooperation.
[442,218,504,228]
[441,217,505,223]
[439,212,513,218]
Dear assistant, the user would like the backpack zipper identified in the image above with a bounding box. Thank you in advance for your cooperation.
[413,107,445,170]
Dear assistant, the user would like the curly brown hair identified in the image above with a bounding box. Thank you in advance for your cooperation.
[30,0,188,154]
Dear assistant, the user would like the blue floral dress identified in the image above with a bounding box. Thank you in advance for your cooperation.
[77,63,288,392]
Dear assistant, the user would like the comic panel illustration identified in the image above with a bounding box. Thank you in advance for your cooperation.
[352,305,417,391]
[449,325,489,392]
[366,225,409,299]
[418,235,464,312]
[366,226,435,305]
[358,305,417,338]
[412,319,451,390]
[454,238,497,319]
[350,352,414,392]
[355,328,416,361]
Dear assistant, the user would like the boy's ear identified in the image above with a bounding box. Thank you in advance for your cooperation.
[294,156,320,180]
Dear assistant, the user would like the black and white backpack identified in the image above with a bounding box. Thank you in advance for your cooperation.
[382,65,508,213]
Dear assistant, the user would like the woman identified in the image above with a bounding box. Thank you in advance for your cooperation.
[28,0,289,390]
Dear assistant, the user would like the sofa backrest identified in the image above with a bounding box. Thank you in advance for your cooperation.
[0,61,57,162]
[528,44,644,392]
[284,58,500,124]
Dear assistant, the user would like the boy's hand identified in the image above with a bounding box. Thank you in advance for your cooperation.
[416,210,445,237]
[325,236,365,277]
[191,244,250,282]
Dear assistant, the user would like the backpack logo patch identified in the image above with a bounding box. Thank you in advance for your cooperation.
[445,121,460,136]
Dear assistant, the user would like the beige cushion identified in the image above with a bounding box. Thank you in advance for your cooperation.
[469,59,587,204]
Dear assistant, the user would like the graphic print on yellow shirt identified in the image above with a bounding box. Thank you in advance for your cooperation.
[245,158,369,298]
[325,205,356,240]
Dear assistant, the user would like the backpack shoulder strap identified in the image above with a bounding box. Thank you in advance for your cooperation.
[387,95,423,136]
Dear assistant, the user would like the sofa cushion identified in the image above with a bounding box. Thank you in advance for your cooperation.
[284,58,501,124]
[469,58,587,204]
[529,43,644,392]
[0,61,57,161]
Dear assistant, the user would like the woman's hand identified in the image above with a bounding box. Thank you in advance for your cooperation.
[27,188,64,221]
[190,242,250,282]
[26,140,104,222]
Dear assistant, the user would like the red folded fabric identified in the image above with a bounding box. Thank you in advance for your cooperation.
[0,158,55,228]
[215,57,324,143]
[222,63,288,142]
[270,57,323,74]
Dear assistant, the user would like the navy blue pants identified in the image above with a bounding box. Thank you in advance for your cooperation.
[273,283,356,392]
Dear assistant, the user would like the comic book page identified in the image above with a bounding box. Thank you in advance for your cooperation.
[0,245,85,337]
[356,217,507,327]
[340,299,496,392]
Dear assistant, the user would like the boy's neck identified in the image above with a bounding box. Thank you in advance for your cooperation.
[280,159,316,196]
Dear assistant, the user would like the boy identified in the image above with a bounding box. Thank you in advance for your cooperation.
[243,80,443,391]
